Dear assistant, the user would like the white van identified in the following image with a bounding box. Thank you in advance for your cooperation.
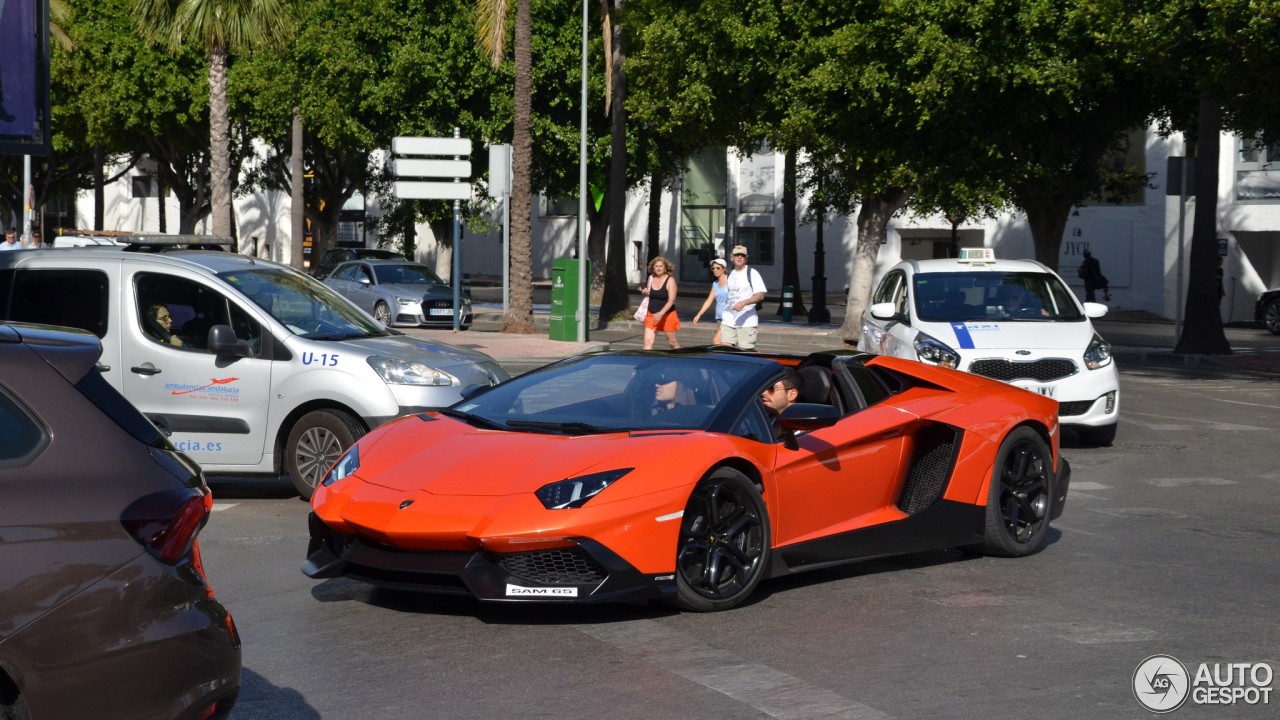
[0,242,509,497]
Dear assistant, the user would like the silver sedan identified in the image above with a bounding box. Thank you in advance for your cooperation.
[324,259,472,328]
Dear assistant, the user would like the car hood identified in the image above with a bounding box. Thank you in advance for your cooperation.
[379,282,455,299]
[355,416,692,497]
[922,319,1097,352]
[337,333,503,371]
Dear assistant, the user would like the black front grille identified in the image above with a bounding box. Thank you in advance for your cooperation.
[898,424,960,515]
[498,548,607,585]
[969,358,1076,383]
[1058,400,1094,416]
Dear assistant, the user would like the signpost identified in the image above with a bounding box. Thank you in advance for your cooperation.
[392,132,472,330]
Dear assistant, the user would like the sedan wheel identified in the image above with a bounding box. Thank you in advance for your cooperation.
[1265,299,1280,335]
[980,427,1054,557]
[672,468,770,612]
[374,301,392,325]
[286,410,365,499]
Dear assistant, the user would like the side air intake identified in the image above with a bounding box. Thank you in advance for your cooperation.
[897,424,962,515]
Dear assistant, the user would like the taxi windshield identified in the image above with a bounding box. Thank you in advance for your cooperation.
[220,267,385,339]
[914,271,1084,322]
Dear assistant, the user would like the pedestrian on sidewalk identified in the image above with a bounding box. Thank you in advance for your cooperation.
[720,245,767,350]
[692,257,729,345]
[641,255,681,350]
[1077,250,1110,302]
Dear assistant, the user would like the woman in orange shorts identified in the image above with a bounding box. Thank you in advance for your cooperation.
[642,255,681,349]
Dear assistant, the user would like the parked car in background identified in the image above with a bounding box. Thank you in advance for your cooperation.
[0,240,509,498]
[859,249,1119,445]
[1256,288,1280,334]
[323,259,472,329]
[310,247,406,279]
[0,322,240,719]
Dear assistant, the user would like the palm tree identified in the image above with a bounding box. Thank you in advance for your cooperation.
[132,0,293,238]
[476,0,536,333]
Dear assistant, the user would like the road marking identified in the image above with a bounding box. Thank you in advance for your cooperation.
[212,503,238,512]
[1125,411,1266,432]
[1070,481,1111,491]
[1045,621,1159,644]
[1142,477,1237,487]
[578,619,894,720]
[1087,507,1189,519]
[1216,398,1280,411]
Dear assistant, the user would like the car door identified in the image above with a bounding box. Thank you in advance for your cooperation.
[768,368,914,548]
[325,262,358,302]
[121,269,273,468]
[344,262,378,313]
[861,269,916,358]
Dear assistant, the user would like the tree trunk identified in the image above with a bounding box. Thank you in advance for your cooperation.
[778,149,806,316]
[290,107,305,270]
[94,146,104,230]
[588,191,608,304]
[208,44,232,238]
[1023,196,1072,271]
[646,171,661,264]
[503,0,536,333]
[1174,90,1232,355]
[600,1,631,325]
[839,189,910,343]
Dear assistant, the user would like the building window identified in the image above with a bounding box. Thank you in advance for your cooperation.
[1236,138,1280,201]
[131,176,159,199]
[541,195,578,217]
[736,227,774,265]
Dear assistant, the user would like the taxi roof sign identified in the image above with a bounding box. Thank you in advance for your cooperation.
[958,248,996,264]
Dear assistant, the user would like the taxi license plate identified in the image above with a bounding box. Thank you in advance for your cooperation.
[429,308,453,316]
[1014,382,1056,398]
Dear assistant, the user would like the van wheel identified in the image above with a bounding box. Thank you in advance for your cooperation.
[287,410,365,500]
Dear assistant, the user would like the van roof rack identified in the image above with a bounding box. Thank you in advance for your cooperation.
[118,234,236,253]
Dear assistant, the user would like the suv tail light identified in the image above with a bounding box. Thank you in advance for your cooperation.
[121,488,213,564]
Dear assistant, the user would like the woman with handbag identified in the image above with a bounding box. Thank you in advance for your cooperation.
[640,256,681,350]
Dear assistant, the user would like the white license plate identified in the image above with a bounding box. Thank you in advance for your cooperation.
[428,308,453,316]
[1014,382,1056,398]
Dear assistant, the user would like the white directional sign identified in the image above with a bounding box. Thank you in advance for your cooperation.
[392,159,471,178]
[392,136,472,157]
[393,181,472,201]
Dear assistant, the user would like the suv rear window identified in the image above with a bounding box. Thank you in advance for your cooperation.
[0,385,50,465]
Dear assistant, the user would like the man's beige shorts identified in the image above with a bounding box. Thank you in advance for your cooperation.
[719,324,758,350]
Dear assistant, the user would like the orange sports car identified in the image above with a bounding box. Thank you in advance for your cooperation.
[304,349,1070,612]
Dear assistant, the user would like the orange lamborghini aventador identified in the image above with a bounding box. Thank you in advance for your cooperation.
[304,349,1070,612]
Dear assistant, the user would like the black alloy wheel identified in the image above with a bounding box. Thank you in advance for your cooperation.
[980,426,1054,557]
[672,468,770,612]
[1264,299,1280,335]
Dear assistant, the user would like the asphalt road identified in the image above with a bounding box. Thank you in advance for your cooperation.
[201,360,1280,719]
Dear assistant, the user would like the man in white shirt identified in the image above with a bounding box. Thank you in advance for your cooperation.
[0,229,20,251]
[720,244,767,349]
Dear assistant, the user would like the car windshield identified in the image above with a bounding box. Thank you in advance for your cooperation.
[447,354,758,434]
[374,263,443,286]
[914,271,1084,322]
[220,267,386,339]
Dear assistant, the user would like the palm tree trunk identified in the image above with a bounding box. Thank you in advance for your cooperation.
[208,44,232,238]
[503,0,536,333]
[291,107,305,270]
[600,0,631,324]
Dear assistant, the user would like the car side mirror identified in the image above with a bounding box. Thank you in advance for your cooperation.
[207,324,252,357]
[778,403,841,431]
[1081,302,1108,318]
[869,302,901,321]
[358,277,371,285]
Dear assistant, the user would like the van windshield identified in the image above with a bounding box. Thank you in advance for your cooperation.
[220,267,385,339]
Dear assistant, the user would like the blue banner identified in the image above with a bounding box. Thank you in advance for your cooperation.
[0,0,46,150]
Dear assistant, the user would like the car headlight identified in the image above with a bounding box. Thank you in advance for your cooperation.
[913,332,960,369]
[535,468,633,509]
[367,356,454,386]
[321,444,360,487]
[1084,333,1113,370]
[396,296,421,306]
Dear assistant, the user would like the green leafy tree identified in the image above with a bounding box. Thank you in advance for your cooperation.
[132,0,294,237]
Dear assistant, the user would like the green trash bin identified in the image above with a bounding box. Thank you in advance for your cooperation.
[549,258,590,341]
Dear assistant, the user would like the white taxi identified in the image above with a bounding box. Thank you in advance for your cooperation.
[859,249,1119,444]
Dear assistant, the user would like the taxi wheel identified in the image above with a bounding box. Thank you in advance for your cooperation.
[373,302,392,325]
[980,427,1053,558]
[671,468,770,612]
[287,410,365,500]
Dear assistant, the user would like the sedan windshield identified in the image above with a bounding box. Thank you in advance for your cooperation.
[221,267,385,339]
[914,271,1085,322]
[450,355,759,433]
[374,263,444,286]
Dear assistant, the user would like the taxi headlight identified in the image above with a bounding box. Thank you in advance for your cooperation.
[535,468,633,509]
[367,356,454,386]
[913,332,960,369]
[321,445,360,487]
[1084,333,1113,370]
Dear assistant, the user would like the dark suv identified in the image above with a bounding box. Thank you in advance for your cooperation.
[1256,289,1280,334]
[0,322,241,719]
[310,247,406,279]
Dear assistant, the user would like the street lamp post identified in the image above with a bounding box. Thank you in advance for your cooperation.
[576,0,588,342]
